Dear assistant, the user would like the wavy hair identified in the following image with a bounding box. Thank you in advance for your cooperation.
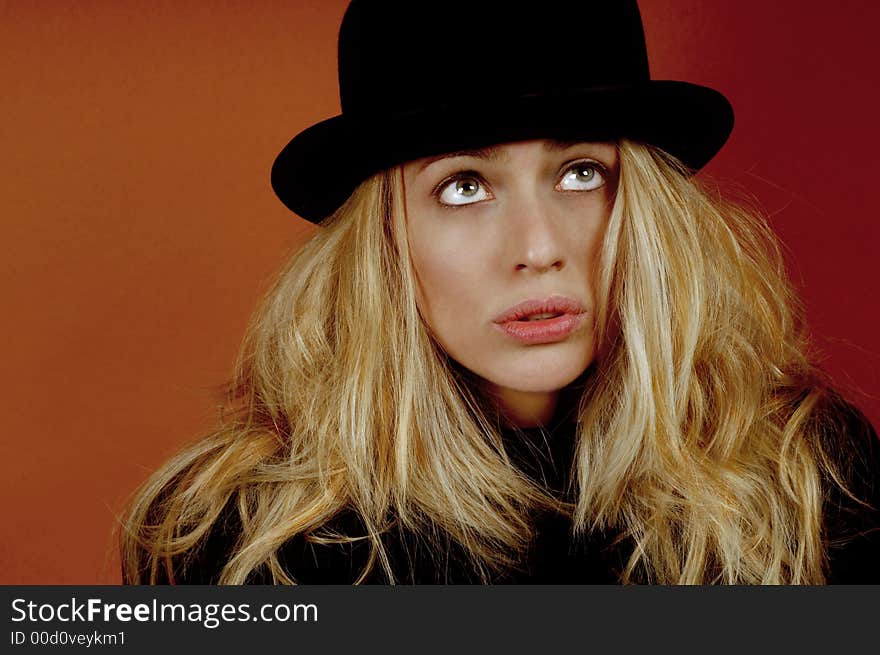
[120,140,857,584]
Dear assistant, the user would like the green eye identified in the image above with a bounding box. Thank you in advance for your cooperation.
[558,162,606,191]
[575,167,594,182]
[457,179,479,196]
[437,175,490,206]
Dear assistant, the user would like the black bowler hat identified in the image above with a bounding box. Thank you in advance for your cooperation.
[271,0,734,224]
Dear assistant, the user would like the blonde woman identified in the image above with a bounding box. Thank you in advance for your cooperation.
[121,1,879,584]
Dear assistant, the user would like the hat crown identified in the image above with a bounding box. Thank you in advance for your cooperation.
[338,0,650,116]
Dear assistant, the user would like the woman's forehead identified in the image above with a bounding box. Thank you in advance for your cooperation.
[407,139,618,174]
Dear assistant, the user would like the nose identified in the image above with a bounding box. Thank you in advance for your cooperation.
[507,195,566,274]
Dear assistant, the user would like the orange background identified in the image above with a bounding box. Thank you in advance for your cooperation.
[2,1,878,584]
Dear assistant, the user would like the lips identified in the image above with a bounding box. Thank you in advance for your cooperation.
[492,295,589,345]
[492,295,587,324]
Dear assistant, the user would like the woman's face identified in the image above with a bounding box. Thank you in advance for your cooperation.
[403,139,617,426]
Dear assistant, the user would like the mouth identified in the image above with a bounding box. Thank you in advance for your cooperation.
[516,312,564,322]
[492,295,589,344]
[492,295,587,323]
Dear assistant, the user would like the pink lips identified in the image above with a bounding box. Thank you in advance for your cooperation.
[492,295,589,345]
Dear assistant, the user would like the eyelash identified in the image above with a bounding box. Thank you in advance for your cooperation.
[431,159,608,208]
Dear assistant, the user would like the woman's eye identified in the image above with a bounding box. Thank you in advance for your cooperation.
[557,162,606,192]
[437,176,490,206]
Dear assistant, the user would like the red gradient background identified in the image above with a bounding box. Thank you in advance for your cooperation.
[2,1,877,583]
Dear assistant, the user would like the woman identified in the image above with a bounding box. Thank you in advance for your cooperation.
[121,0,880,584]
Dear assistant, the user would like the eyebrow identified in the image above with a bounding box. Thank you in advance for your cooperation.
[415,139,588,174]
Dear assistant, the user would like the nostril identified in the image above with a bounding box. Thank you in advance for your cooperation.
[514,260,564,271]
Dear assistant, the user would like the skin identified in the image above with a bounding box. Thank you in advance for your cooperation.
[403,139,618,427]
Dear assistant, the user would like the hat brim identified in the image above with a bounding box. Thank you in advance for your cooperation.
[271,81,733,223]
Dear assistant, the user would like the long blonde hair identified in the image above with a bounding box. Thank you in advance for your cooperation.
[121,140,858,584]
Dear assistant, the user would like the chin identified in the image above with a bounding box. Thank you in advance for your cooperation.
[493,375,581,395]
[484,357,594,394]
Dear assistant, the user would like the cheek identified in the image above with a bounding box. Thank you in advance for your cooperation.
[410,231,487,333]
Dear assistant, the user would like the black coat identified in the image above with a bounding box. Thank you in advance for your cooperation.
[154,399,880,585]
